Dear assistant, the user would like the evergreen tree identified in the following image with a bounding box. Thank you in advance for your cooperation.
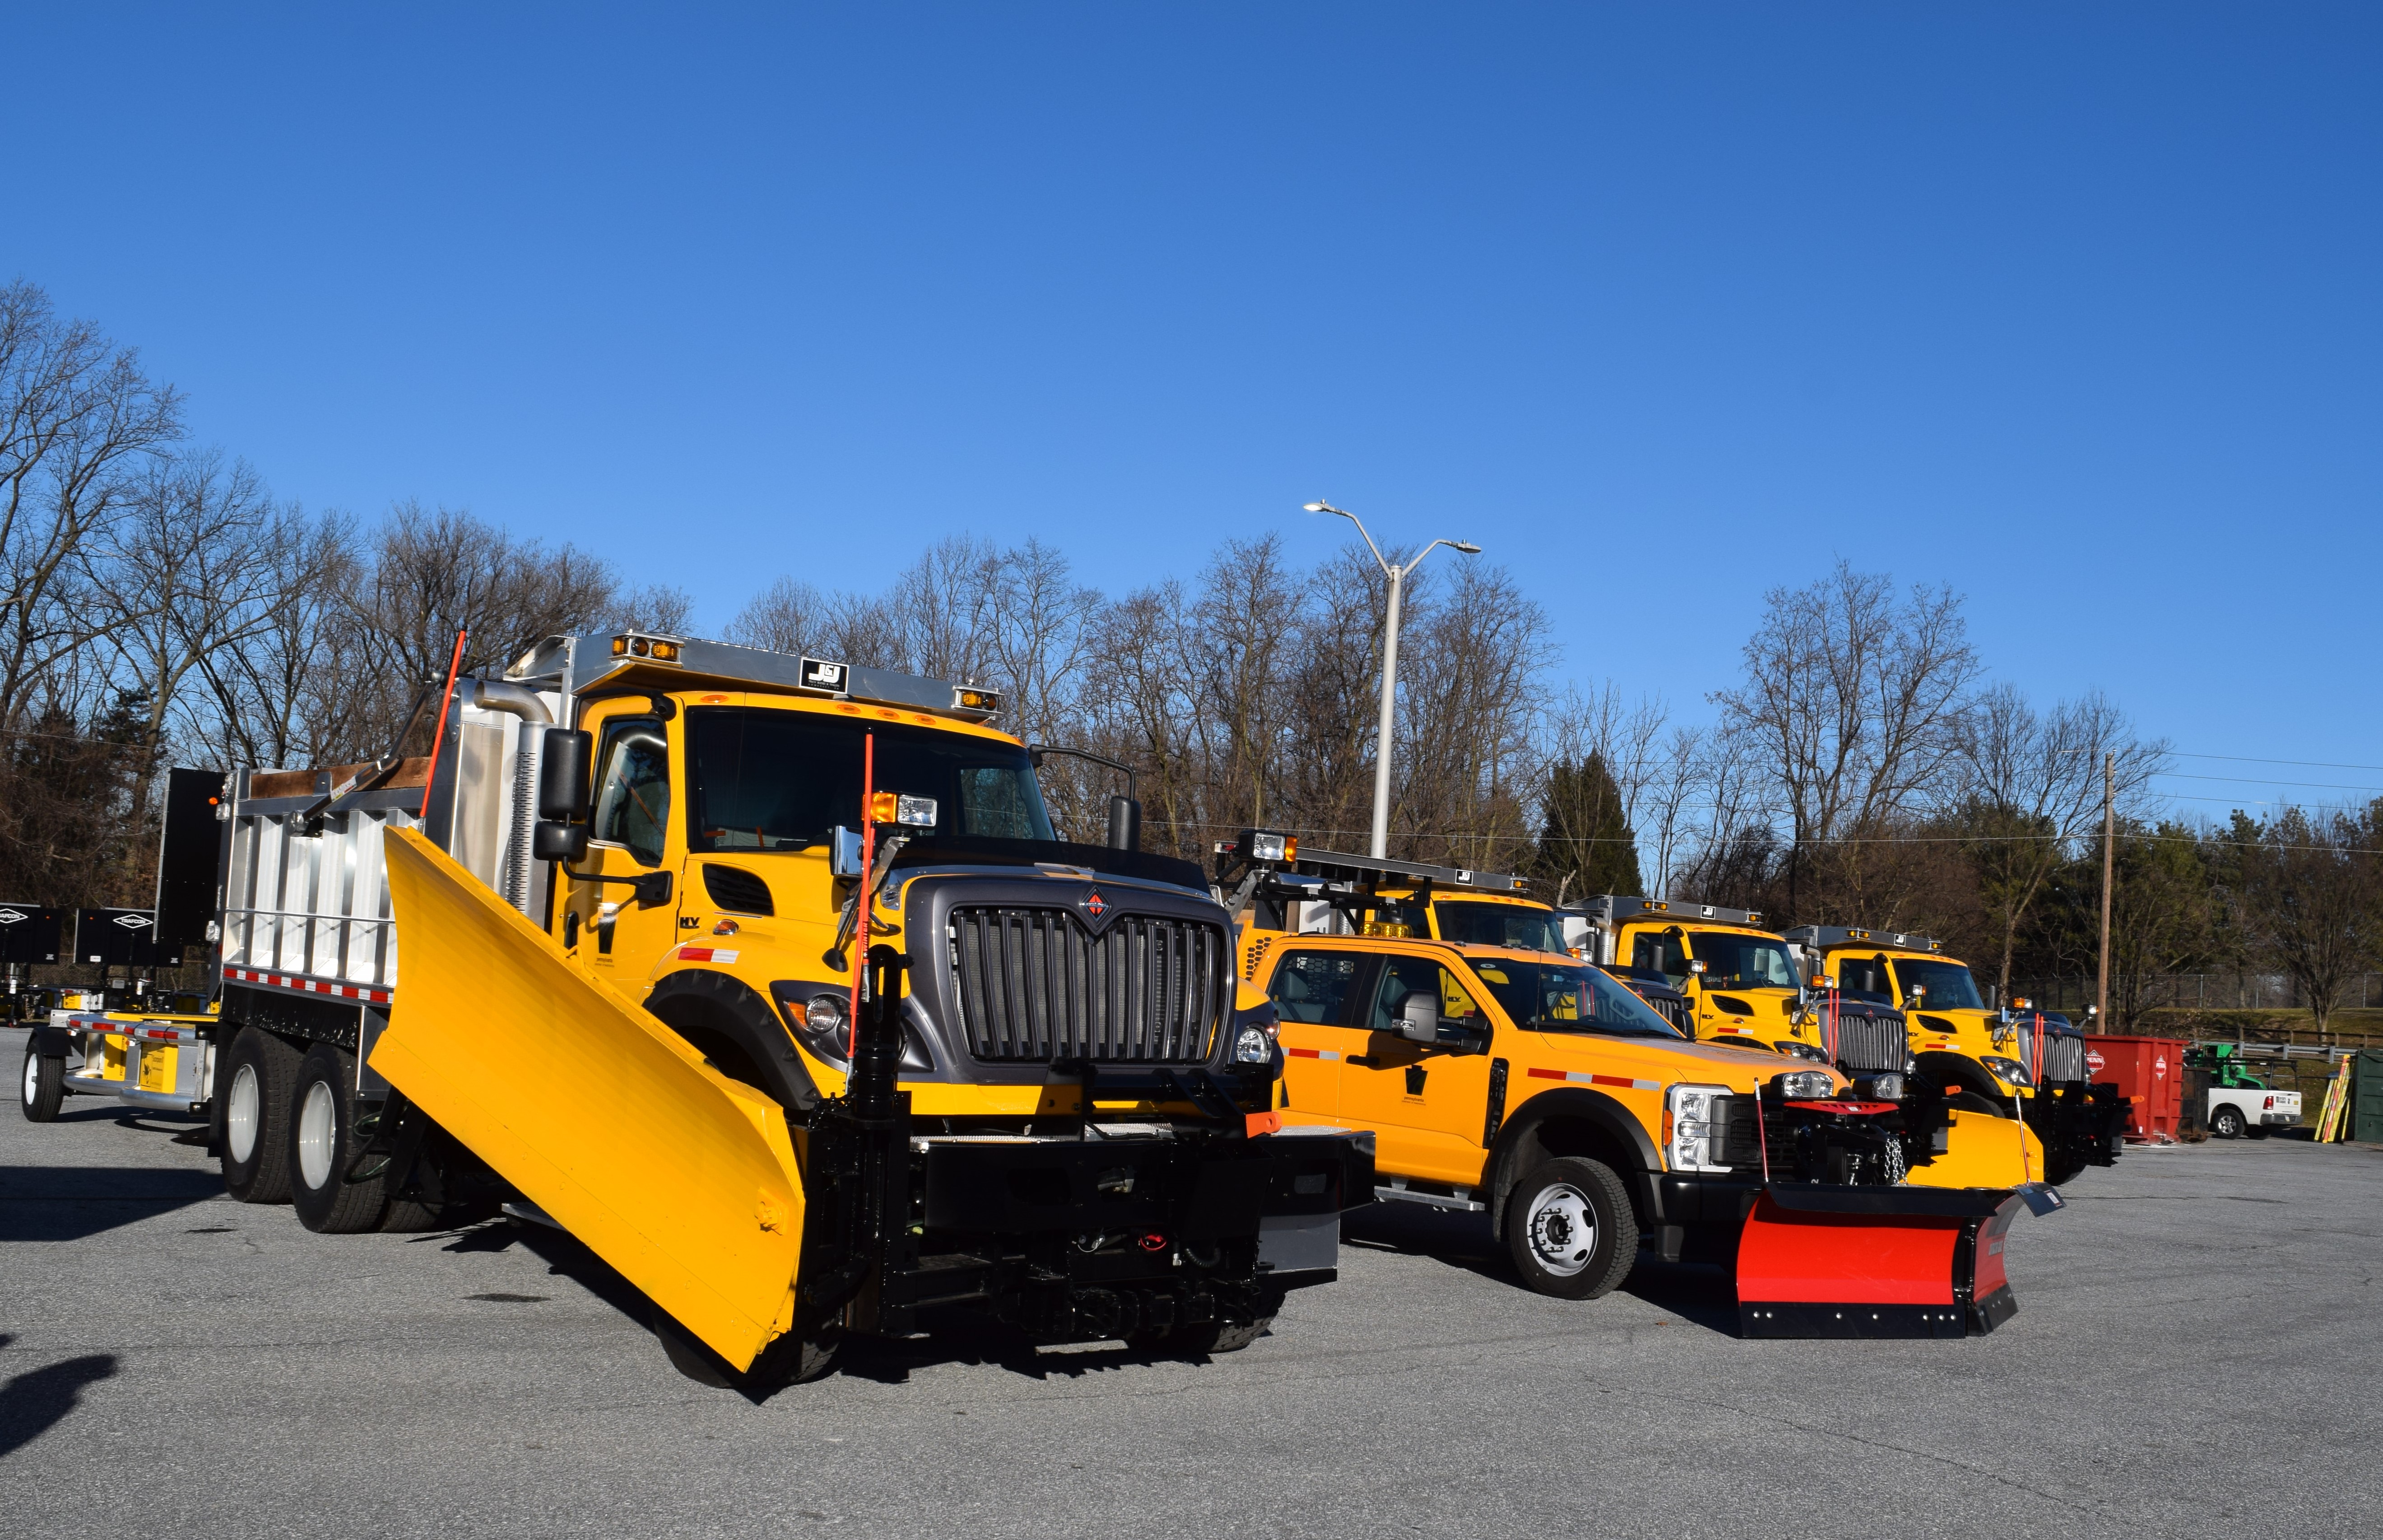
[1530,752,1644,903]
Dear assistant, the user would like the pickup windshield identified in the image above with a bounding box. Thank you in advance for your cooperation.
[685,708,1055,854]
[1468,959,1685,1039]
[1687,932,1800,990]
[1892,958,1985,1011]
[1434,900,1569,955]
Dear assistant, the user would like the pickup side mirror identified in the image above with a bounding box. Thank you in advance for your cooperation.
[829,826,865,878]
[1399,992,1440,1044]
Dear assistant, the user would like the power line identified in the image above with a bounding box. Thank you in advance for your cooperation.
[2171,751,2383,773]
[2156,772,2383,793]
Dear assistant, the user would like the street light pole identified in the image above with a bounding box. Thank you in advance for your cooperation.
[1304,501,1481,859]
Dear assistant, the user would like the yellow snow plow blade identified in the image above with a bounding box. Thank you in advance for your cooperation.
[370,828,805,1372]
[1904,1109,2044,1190]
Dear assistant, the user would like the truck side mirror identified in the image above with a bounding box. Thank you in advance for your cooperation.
[1107,794,1142,852]
[539,729,594,820]
[533,821,588,862]
[829,826,865,878]
[1398,992,1439,1044]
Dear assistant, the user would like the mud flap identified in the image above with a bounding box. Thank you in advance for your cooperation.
[1736,1183,2056,1339]
[371,829,806,1372]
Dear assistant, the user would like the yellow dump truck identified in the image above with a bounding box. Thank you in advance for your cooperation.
[19,634,1373,1384]
[1781,926,2126,1186]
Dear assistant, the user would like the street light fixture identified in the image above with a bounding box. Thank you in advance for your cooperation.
[1305,500,1482,858]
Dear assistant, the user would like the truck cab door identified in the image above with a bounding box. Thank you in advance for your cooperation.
[562,709,685,993]
[1264,948,1376,1119]
[1339,951,1496,1187]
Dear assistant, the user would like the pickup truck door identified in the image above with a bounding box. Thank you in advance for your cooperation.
[1338,951,1497,1188]
[1264,949,1376,1119]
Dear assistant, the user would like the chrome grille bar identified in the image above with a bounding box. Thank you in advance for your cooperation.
[948,906,1226,1064]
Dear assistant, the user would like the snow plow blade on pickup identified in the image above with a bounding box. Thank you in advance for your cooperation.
[372,827,807,1372]
[1736,1182,2064,1339]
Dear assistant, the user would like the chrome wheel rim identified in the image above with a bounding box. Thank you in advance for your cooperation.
[1527,1183,1597,1277]
[21,1051,38,1106]
[228,1063,260,1163]
[297,1080,337,1189]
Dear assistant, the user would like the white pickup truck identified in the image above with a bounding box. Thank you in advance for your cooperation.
[2208,1086,2302,1139]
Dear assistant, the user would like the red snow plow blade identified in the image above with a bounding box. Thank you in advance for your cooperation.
[1736,1183,2063,1339]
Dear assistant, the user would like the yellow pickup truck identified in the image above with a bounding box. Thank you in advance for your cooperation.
[1240,927,2040,1333]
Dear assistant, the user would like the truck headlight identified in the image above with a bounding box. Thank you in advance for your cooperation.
[1980,1055,2032,1088]
[785,992,849,1063]
[1854,1073,1905,1102]
[1235,1026,1271,1063]
[1664,1083,1733,1173]
[1772,1069,1836,1100]
[1772,1040,1830,1064]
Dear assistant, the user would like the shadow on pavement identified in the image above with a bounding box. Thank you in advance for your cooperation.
[0,1167,223,1243]
[0,1346,120,1458]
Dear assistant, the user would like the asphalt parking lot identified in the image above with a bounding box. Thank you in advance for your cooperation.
[5,1024,2381,1540]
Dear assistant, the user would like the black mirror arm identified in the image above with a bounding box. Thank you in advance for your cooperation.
[563,868,672,907]
[1026,743,1136,802]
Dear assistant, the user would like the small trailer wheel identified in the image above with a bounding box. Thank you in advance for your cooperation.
[221,1029,300,1203]
[289,1043,390,1234]
[20,1044,65,1123]
[2210,1105,2245,1140]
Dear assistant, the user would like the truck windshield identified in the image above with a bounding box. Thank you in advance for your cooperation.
[1687,932,1800,990]
[686,708,1055,854]
[1434,901,1569,955]
[1468,959,1685,1039]
[1893,958,1985,1011]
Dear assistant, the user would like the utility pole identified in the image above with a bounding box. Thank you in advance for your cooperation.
[2095,750,2114,1034]
[1303,501,1480,859]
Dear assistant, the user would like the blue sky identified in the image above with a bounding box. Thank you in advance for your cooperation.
[5,4,2378,819]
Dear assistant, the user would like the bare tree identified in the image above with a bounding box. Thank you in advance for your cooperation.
[617,584,695,635]
[92,450,277,839]
[190,505,360,769]
[2244,803,2383,1040]
[0,280,184,738]
[1714,561,1980,920]
[1955,685,2166,994]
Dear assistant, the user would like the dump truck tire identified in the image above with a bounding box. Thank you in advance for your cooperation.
[290,1043,390,1234]
[1505,1157,1636,1299]
[2211,1105,2244,1140]
[20,1045,64,1123]
[221,1029,298,1204]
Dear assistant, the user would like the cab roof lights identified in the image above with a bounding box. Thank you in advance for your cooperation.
[523,634,1004,724]
[1781,924,1943,953]
[1220,837,1528,894]
[1571,895,1764,929]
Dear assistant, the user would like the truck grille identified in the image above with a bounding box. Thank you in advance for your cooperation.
[2022,1024,2088,1084]
[1829,1011,1911,1074]
[948,905,1228,1064]
[1645,994,1693,1035]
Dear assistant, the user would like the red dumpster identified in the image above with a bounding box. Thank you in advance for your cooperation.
[2084,1035,2186,1141]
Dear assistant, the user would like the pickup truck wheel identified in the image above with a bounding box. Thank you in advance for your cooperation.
[1505,1157,1636,1300]
[289,1043,390,1233]
[20,1045,64,1122]
[221,1029,298,1203]
[2211,1105,2245,1140]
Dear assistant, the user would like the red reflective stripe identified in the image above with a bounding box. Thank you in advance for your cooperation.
[1527,1067,1564,1080]
[1588,1074,1635,1089]
[1286,1047,1322,1058]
